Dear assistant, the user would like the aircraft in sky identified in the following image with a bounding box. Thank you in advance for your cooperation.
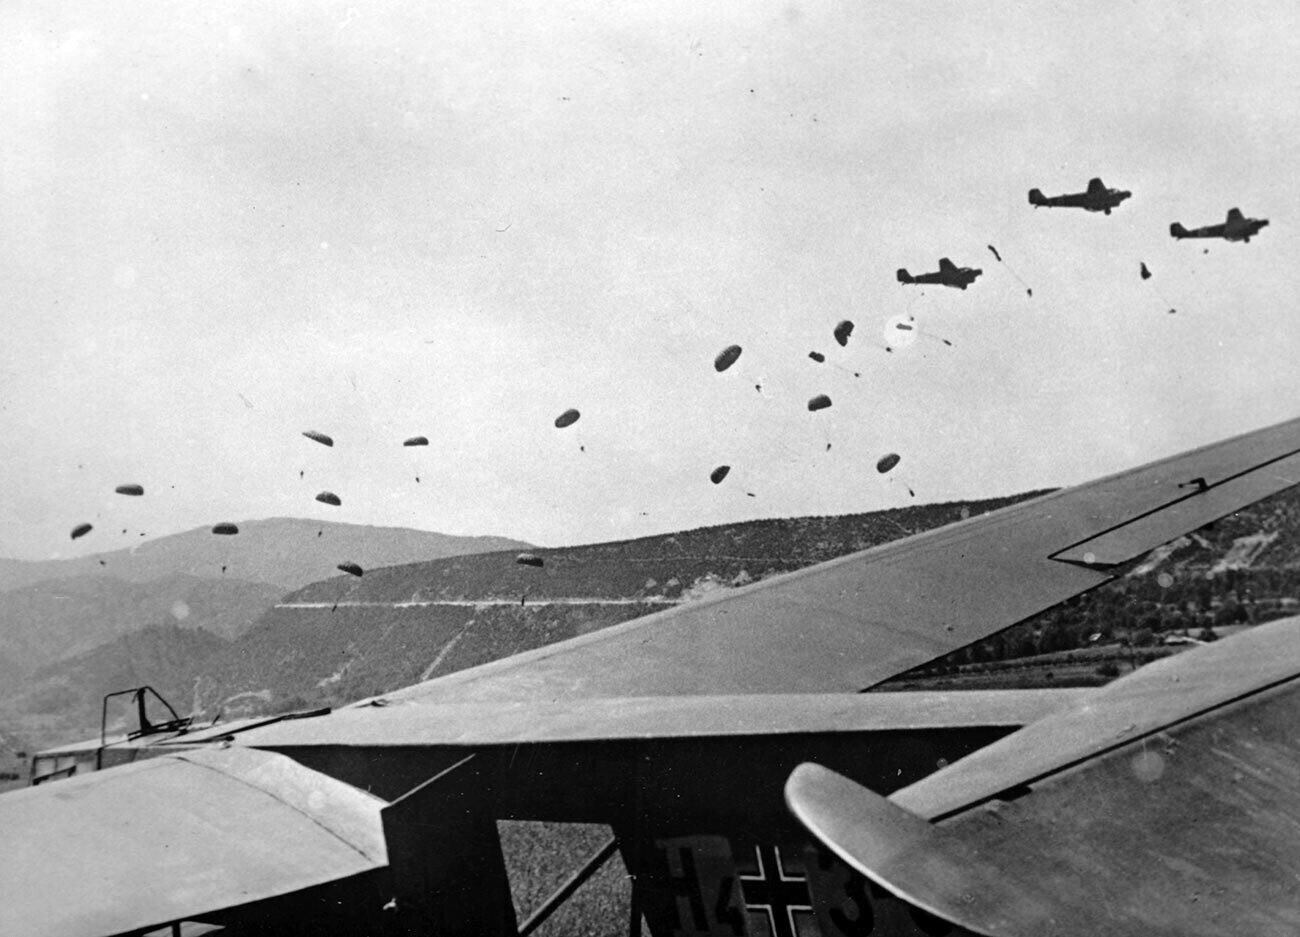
[1027,177,1132,214]
[896,257,983,289]
[5,414,1300,937]
[1170,207,1270,242]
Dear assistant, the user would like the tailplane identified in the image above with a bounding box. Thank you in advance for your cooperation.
[1170,222,1189,238]
[896,268,914,284]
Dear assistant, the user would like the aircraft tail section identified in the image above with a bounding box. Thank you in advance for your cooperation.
[1087,177,1105,193]
[1028,188,1045,206]
[938,257,956,273]
[1227,207,1244,222]
[1170,222,1188,238]
[896,268,913,284]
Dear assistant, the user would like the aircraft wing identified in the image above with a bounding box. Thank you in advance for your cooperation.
[378,414,1300,704]
[0,747,389,937]
[786,616,1300,937]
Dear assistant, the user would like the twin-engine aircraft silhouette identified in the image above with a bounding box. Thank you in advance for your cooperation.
[896,257,982,289]
[8,414,1300,937]
[1171,207,1269,242]
[1028,177,1131,214]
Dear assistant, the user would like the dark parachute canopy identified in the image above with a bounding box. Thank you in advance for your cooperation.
[211,522,239,535]
[714,345,743,372]
[876,453,901,474]
[337,562,364,577]
[403,436,429,447]
[302,430,334,447]
[808,351,826,363]
[554,409,581,429]
[115,484,144,496]
[315,491,342,507]
[516,553,545,568]
[833,320,854,347]
[710,465,731,484]
[70,523,93,540]
[807,394,832,412]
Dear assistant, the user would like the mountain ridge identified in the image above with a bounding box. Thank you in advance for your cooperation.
[0,518,532,592]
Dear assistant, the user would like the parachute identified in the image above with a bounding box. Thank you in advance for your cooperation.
[516,553,545,568]
[211,522,239,535]
[315,491,342,507]
[876,453,901,474]
[403,436,429,447]
[710,465,731,484]
[70,523,93,540]
[114,484,144,496]
[807,394,832,412]
[554,409,581,429]
[302,430,334,447]
[337,562,363,577]
[808,351,826,363]
[714,345,743,372]
[833,320,854,347]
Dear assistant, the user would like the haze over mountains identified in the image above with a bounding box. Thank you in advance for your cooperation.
[0,518,531,592]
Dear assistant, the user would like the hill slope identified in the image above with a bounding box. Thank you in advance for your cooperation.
[192,493,1045,712]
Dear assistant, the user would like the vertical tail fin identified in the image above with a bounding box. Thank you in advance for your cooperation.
[1227,207,1244,222]
[1170,222,1188,238]
[1028,188,1045,206]
[896,269,913,284]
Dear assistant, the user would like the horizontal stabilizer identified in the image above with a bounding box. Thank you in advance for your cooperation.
[893,614,1300,820]
[786,764,1048,937]
[798,618,1300,937]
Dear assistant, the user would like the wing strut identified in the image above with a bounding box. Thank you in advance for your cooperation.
[380,754,518,937]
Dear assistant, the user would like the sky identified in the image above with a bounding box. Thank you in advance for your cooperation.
[3,0,1300,561]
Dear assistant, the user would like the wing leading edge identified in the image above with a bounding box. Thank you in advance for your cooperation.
[377,415,1300,704]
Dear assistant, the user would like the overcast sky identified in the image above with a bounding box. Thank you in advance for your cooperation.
[3,0,1299,561]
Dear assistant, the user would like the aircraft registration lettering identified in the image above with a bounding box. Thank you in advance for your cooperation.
[802,845,954,937]
[651,835,747,937]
